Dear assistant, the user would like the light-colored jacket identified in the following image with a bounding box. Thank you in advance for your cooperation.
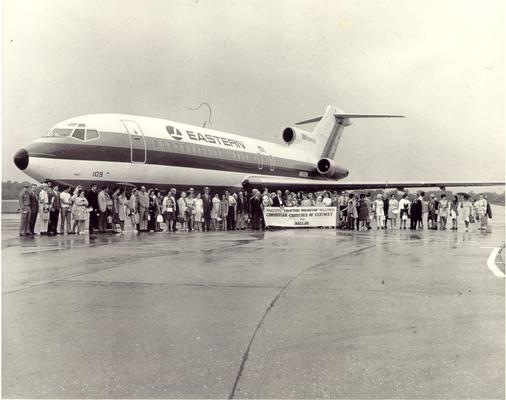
[128,193,138,212]
[98,191,109,213]
[138,192,149,210]
[39,189,49,212]
[178,197,188,215]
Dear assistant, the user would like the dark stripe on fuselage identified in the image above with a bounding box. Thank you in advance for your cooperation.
[27,131,332,179]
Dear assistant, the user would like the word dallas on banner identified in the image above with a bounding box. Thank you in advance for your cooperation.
[263,207,337,228]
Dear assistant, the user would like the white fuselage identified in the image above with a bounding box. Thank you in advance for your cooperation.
[16,113,348,191]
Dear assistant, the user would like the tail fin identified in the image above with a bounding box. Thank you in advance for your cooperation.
[295,105,403,159]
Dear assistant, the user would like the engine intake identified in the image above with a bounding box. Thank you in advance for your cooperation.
[282,127,296,144]
[316,158,349,179]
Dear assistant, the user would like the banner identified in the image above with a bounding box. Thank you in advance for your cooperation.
[263,206,337,228]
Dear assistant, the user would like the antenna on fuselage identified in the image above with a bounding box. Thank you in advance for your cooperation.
[186,102,212,128]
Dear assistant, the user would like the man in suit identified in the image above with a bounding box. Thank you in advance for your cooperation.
[137,186,150,231]
[249,189,263,230]
[29,183,39,235]
[226,190,236,230]
[202,186,213,232]
[60,186,72,234]
[18,182,32,236]
[48,184,61,235]
[383,193,389,229]
[169,188,179,232]
[97,186,110,232]
[87,184,99,234]
[272,190,284,207]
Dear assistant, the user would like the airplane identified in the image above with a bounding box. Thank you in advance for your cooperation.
[13,105,504,192]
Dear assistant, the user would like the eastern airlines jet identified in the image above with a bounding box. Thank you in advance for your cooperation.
[13,105,503,191]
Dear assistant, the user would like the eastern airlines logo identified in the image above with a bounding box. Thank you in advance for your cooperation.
[166,125,246,149]
[166,126,183,141]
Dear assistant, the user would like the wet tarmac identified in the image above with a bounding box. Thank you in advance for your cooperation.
[2,210,505,399]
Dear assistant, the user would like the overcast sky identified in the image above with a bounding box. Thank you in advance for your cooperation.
[2,0,505,188]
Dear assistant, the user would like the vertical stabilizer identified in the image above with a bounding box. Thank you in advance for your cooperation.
[295,106,403,159]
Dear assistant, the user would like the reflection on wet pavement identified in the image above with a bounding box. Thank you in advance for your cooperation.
[1,208,505,398]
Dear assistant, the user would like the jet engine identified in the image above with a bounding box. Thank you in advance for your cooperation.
[281,126,307,145]
[316,158,349,179]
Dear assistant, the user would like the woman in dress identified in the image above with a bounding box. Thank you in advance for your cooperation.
[220,194,229,231]
[301,193,312,207]
[162,191,176,232]
[193,192,204,231]
[74,190,89,234]
[373,194,385,229]
[186,192,195,232]
[117,188,128,233]
[178,191,188,231]
[357,193,369,231]
[211,193,221,230]
[128,188,139,231]
[474,193,488,231]
[147,189,157,232]
[155,191,163,232]
[450,195,459,230]
[398,193,410,229]
[346,194,357,230]
[388,193,399,229]
[111,187,121,233]
[438,194,449,230]
[460,195,474,232]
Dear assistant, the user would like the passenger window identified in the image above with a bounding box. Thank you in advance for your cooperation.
[72,129,86,141]
[153,139,159,148]
[86,129,99,140]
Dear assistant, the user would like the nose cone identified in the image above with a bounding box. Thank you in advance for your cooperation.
[13,148,29,170]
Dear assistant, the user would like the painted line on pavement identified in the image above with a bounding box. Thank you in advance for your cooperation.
[487,247,505,278]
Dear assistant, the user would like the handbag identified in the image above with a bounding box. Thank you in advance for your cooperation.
[134,214,140,224]
[156,214,163,223]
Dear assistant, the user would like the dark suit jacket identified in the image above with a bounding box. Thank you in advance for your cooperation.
[29,191,39,212]
[202,194,212,219]
[272,196,283,207]
[250,196,262,215]
[87,190,99,211]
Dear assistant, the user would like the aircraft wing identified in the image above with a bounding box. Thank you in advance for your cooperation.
[242,175,504,191]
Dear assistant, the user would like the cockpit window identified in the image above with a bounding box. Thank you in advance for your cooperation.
[72,128,86,141]
[48,128,73,137]
[67,123,77,127]
[86,129,99,140]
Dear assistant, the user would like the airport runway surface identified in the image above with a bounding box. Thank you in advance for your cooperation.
[2,210,505,399]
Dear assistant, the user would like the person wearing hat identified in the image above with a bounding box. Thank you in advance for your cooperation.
[18,182,32,236]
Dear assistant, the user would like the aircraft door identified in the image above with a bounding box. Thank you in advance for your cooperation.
[122,120,146,163]
[268,155,275,172]
[256,152,264,170]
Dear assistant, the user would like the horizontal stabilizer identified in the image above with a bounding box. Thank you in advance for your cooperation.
[295,114,404,125]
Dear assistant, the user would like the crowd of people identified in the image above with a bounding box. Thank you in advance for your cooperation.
[17,181,494,236]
